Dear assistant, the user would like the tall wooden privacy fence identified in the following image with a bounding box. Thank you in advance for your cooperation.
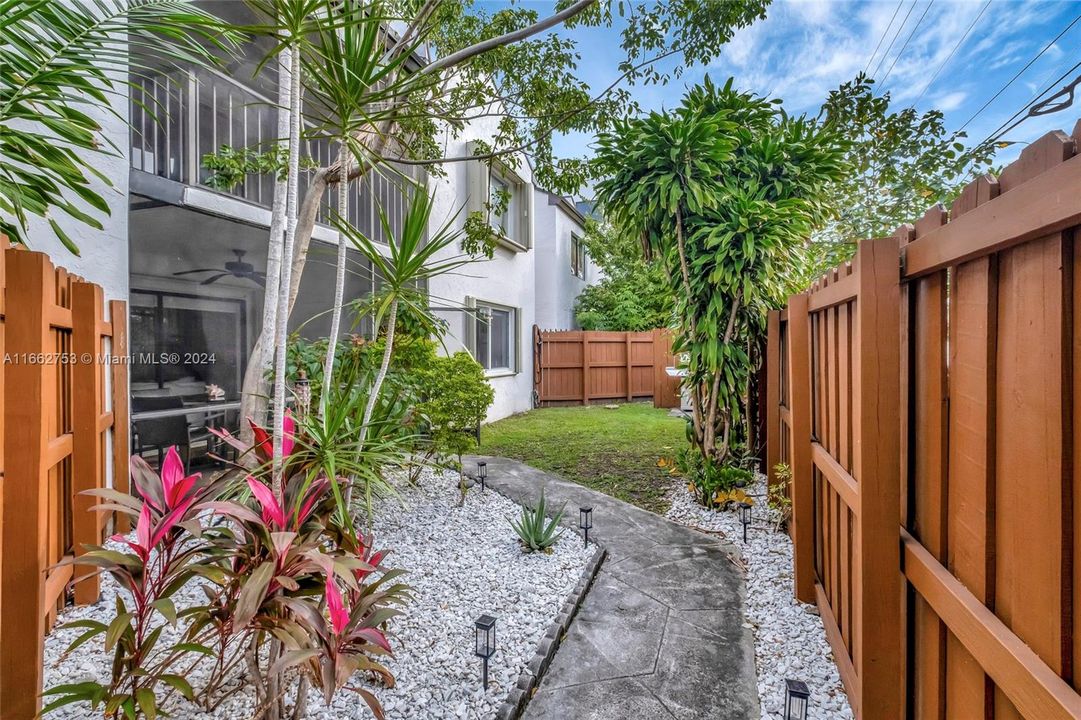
[0,242,130,719]
[532,326,681,408]
[766,124,1081,719]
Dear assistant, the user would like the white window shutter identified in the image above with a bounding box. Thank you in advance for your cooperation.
[465,143,486,217]
[521,181,534,250]
[463,295,477,357]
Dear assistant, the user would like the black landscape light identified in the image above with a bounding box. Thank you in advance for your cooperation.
[478,461,487,492]
[784,678,810,720]
[739,502,752,543]
[475,615,496,689]
[579,506,593,547]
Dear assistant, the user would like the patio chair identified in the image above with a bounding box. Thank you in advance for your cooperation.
[132,395,190,468]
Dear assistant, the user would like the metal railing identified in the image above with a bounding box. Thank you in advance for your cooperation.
[130,66,423,243]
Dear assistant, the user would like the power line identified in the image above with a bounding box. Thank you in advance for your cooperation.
[864,0,906,76]
[870,0,918,80]
[981,59,1081,145]
[910,0,992,108]
[878,0,937,93]
[957,12,1081,133]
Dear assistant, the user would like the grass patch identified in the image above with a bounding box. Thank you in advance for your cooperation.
[480,402,686,514]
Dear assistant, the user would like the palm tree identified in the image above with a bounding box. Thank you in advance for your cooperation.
[0,0,237,251]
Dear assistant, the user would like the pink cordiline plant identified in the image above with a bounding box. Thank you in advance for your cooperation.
[45,430,408,720]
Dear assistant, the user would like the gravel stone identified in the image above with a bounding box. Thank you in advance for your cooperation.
[665,477,855,720]
[42,467,591,719]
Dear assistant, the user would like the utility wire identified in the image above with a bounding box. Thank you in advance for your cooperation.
[957,12,1081,133]
[909,0,991,108]
[878,0,937,93]
[864,0,906,75]
[870,0,918,80]
[981,59,1081,145]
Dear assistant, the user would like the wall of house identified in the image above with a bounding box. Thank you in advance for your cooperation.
[426,118,537,423]
[532,191,590,330]
[19,76,129,305]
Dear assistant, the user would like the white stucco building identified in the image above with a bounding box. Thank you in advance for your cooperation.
[14,18,599,427]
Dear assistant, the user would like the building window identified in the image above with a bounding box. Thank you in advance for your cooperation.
[489,174,514,237]
[475,302,517,372]
[571,233,587,279]
[467,143,532,252]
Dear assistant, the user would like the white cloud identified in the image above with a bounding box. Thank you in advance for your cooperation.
[934,90,968,111]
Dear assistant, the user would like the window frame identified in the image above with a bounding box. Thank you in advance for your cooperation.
[472,299,519,375]
[571,233,586,279]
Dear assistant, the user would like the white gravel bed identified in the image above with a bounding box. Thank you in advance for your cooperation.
[665,478,854,720]
[43,467,593,719]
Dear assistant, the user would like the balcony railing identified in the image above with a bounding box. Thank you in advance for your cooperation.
[130,66,423,244]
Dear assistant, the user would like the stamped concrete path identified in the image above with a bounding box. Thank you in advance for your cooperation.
[469,456,759,720]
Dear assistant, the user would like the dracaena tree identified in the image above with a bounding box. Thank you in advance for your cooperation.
[593,77,847,467]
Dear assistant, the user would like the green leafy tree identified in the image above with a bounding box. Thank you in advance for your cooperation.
[241,0,772,417]
[574,221,671,331]
[809,73,996,274]
[594,77,847,466]
[417,351,494,505]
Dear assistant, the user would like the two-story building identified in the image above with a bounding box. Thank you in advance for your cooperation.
[22,5,598,437]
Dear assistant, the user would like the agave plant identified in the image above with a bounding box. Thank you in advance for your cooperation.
[509,491,566,554]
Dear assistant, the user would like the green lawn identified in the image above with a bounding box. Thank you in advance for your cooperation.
[480,402,686,514]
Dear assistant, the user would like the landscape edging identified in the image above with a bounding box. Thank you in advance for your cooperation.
[491,544,606,720]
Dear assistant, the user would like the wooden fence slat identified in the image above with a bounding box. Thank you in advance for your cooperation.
[1,249,53,719]
[766,311,781,489]
[111,300,130,534]
[71,282,103,604]
[854,236,903,719]
[787,292,815,603]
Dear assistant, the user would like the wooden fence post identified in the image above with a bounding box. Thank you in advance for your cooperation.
[625,331,633,402]
[1,249,52,718]
[787,292,815,604]
[110,300,130,533]
[765,310,780,489]
[582,332,591,405]
[71,281,103,604]
[854,236,903,719]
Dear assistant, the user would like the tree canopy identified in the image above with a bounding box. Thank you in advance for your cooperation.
[573,221,670,331]
[593,76,847,465]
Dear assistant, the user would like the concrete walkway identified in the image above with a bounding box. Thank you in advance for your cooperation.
[469,456,759,720]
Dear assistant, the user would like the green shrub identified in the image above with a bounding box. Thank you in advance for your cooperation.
[510,491,566,553]
[675,446,753,510]
[417,351,495,501]
[768,462,793,532]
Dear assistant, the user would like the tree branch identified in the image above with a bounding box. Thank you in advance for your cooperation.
[420,0,597,76]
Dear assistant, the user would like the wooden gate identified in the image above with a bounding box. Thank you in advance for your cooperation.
[532,327,679,408]
[0,243,130,718]
[767,124,1081,719]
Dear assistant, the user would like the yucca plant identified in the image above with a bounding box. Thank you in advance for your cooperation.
[509,491,566,554]
[337,184,477,503]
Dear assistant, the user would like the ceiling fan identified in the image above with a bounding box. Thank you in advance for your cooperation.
[173,249,266,287]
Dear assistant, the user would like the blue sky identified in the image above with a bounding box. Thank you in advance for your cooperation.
[482,0,1081,168]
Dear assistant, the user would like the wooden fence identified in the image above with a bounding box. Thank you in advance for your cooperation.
[532,327,681,408]
[0,242,130,719]
[766,124,1081,720]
